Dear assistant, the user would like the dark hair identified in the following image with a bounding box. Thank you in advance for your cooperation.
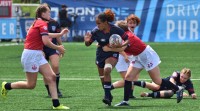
[115,20,129,31]
[126,14,140,26]
[35,5,49,21]
[97,9,115,22]
[62,4,67,8]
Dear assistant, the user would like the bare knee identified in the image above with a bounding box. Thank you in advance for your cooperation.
[27,83,36,89]
[45,74,56,83]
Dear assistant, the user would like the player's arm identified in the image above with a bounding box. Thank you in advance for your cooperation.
[103,45,127,52]
[169,72,178,84]
[48,28,69,38]
[42,35,65,54]
[119,51,129,62]
[84,32,93,46]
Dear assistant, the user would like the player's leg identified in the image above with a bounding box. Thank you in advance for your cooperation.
[141,90,174,98]
[134,81,160,91]
[115,66,142,106]
[39,63,69,109]
[49,54,62,97]
[102,57,117,106]
[1,72,38,98]
[148,66,184,103]
[97,66,104,88]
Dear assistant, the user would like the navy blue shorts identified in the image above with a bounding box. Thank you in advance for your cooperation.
[43,47,58,61]
[96,48,119,68]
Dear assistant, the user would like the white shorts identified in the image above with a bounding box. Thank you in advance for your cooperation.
[115,54,136,72]
[130,45,161,71]
[21,49,48,72]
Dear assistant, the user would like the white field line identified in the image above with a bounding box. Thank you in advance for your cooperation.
[0,78,200,81]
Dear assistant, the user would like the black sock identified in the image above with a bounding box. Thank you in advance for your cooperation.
[110,84,115,90]
[148,92,160,98]
[133,81,146,88]
[45,85,50,95]
[124,80,132,101]
[52,99,60,107]
[104,82,111,98]
[5,83,12,90]
[56,73,60,92]
[161,79,179,91]
[129,89,133,97]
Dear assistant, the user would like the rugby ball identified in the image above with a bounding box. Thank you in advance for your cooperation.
[109,34,122,47]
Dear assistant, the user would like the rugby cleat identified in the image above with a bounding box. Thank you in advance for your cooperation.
[1,81,8,98]
[58,90,63,98]
[102,94,113,106]
[115,101,129,106]
[53,104,70,110]
[176,86,184,103]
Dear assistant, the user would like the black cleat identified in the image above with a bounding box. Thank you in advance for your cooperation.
[58,90,63,98]
[115,101,129,106]
[176,86,184,103]
[102,97,111,106]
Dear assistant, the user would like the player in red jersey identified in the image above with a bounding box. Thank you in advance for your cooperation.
[111,14,141,99]
[1,4,69,110]
[102,20,184,106]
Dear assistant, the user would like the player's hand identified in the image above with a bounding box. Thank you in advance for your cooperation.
[110,41,122,48]
[59,45,65,58]
[61,28,69,36]
[57,45,65,55]
[191,93,197,99]
[103,45,111,52]
[124,55,129,63]
[84,32,92,42]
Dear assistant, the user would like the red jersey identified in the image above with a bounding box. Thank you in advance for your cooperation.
[124,31,147,56]
[24,19,49,50]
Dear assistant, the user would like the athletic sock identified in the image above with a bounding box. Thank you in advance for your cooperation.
[148,92,160,98]
[52,99,60,107]
[104,82,111,98]
[124,80,132,101]
[5,83,12,90]
[130,89,133,96]
[133,81,146,88]
[110,84,115,90]
[45,85,50,95]
[56,73,60,92]
[161,79,179,91]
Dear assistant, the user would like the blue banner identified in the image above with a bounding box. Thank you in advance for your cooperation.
[41,0,200,42]
[0,18,17,39]
[20,18,34,38]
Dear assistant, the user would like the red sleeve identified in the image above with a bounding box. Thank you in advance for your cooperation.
[38,20,49,36]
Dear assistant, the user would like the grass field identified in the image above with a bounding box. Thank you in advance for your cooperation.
[0,42,200,111]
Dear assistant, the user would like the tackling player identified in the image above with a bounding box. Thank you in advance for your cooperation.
[103,20,184,106]
[111,14,141,99]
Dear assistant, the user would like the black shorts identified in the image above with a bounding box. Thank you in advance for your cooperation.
[96,49,119,68]
[43,47,58,61]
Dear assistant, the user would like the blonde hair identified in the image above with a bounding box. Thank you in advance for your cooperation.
[115,20,129,31]
[180,68,191,78]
